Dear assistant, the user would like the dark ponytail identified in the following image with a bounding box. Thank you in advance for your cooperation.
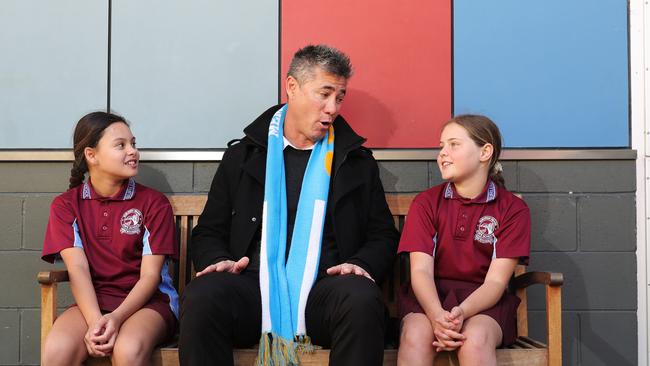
[444,114,506,188]
[69,112,127,189]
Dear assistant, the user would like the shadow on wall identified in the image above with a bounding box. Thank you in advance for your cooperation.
[135,164,173,194]
[343,88,397,147]
[520,166,633,366]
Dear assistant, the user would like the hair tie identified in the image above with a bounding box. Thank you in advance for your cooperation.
[492,161,503,174]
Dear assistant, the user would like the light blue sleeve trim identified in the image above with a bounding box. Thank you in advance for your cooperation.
[159,259,179,319]
[72,219,83,248]
[142,226,152,255]
[432,233,438,257]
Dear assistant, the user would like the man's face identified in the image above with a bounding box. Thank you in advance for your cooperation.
[285,67,347,146]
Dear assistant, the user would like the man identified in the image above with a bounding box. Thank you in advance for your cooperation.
[179,45,398,366]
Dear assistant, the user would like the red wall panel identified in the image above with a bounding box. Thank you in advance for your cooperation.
[281,0,451,147]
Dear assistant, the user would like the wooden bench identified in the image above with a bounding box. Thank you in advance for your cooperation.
[38,193,563,366]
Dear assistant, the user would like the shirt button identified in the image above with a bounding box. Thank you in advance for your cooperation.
[460,226,465,232]
[102,225,108,231]
[251,217,257,222]
[103,212,108,217]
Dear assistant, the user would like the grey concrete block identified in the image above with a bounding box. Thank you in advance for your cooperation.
[501,161,518,191]
[525,194,577,251]
[580,311,636,366]
[518,160,635,193]
[528,310,579,366]
[378,161,429,193]
[0,163,70,193]
[0,252,68,307]
[0,309,19,365]
[0,196,22,250]
[21,309,40,365]
[526,252,635,311]
[428,162,444,187]
[193,162,219,193]
[579,194,635,251]
[23,195,56,250]
[135,162,193,193]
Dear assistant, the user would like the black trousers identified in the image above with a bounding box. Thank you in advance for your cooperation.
[178,270,386,366]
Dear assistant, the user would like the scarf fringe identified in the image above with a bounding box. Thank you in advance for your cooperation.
[255,333,320,365]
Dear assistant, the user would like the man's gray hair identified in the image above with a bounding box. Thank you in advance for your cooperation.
[287,44,353,84]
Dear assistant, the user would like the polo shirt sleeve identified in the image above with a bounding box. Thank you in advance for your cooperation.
[142,196,178,260]
[495,200,531,265]
[398,194,438,256]
[42,196,81,263]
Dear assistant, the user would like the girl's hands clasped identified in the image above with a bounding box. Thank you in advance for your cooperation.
[431,307,466,352]
[84,313,122,357]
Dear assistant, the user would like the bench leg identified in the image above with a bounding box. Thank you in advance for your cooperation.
[545,285,562,366]
[40,283,57,363]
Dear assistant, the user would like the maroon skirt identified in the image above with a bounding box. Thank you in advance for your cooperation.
[398,278,520,346]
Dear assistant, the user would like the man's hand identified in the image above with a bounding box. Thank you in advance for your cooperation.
[326,263,374,282]
[196,257,250,276]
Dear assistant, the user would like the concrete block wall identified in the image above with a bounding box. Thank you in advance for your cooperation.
[0,158,637,365]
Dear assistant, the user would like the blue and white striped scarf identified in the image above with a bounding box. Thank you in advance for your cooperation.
[257,105,334,365]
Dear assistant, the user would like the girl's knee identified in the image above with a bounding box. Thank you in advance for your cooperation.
[400,320,434,352]
[459,328,496,355]
[112,336,150,365]
[42,336,86,366]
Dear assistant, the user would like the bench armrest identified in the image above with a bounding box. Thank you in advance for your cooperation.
[513,271,563,289]
[37,270,69,285]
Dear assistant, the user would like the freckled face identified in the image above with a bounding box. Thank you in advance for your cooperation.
[437,122,484,183]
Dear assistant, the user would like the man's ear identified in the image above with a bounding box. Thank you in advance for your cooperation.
[84,147,97,166]
[286,75,299,100]
[480,143,494,163]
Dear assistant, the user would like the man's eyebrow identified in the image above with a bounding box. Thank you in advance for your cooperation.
[320,85,346,94]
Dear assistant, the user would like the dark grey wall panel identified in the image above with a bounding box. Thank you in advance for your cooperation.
[0,197,23,250]
[579,194,636,251]
[110,1,279,148]
[0,163,70,193]
[0,310,19,365]
[580,312,636,366]
[193,162,219,193]
[378,162,429,193]
[526,194,578,252]
[0,1,108,148]
[528,252,636,311]
[519,161,635,193]
[23,195,56,250]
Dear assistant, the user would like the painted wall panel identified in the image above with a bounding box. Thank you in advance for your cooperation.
[454,0,629,147]
[0,1,108,148]
[110,1,279,148]
[281,0,452,148]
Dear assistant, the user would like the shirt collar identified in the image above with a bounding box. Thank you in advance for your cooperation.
[283,136,314,151]
[443,180,498,203]
[81,178,136,201]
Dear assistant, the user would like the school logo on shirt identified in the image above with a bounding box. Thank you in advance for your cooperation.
[474,215,498,244]
[120,208,143,235]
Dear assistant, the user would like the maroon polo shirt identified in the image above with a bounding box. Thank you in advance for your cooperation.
[42,178,179,318]
[398,181,530,284]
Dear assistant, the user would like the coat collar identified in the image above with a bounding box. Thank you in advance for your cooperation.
[241,104,367,186]
[243,104,366,158]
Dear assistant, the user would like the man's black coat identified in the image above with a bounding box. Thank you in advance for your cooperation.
[190,104,399,284]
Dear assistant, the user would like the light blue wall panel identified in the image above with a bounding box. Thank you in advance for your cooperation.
[111,1,279,148]
[454,1,629,147]
[0,1,108,148]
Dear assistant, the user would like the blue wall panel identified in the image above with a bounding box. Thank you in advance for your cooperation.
[454,0,629,147]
